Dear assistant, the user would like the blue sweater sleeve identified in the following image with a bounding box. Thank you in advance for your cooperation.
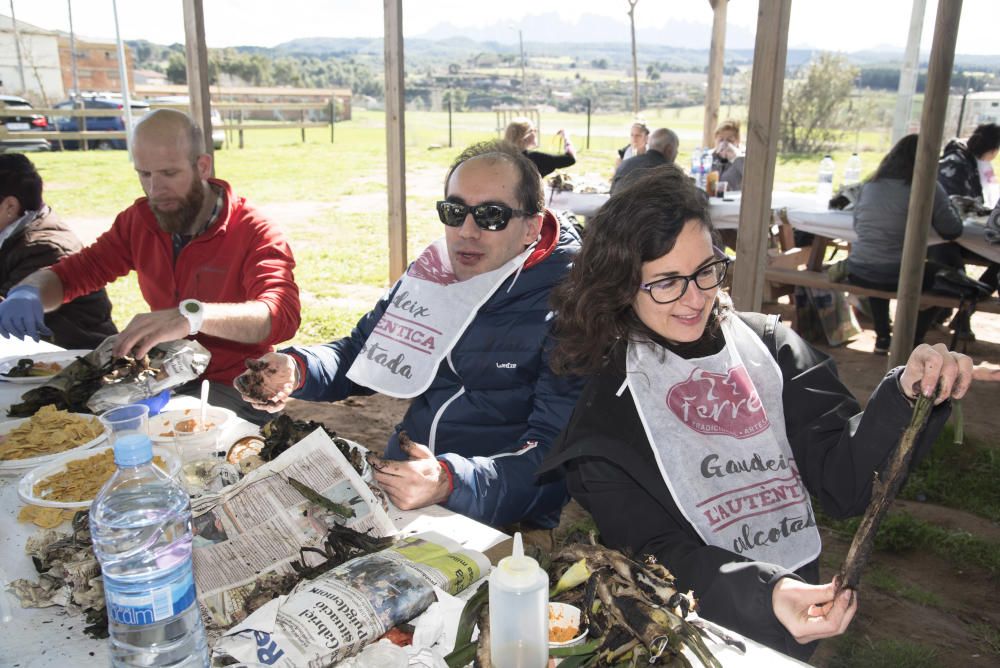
[436,342,586,527]
[282,283,400,402]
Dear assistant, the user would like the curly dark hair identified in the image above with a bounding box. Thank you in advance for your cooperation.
[871,133,919,185]
[0,152,43,213]
[443,140,543,214]
[549,163,720,376]
[967,123,1000,159]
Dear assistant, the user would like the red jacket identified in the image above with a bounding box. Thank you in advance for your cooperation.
[51,179,300,383]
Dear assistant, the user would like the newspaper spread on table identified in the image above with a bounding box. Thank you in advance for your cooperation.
[212,531,489,666]
[190,427,397,629]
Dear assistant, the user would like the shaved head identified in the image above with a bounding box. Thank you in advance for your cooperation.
[133,108,206,164]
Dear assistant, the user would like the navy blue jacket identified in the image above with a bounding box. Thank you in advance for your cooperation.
[284,212,584,528]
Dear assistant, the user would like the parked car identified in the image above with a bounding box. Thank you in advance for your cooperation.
[147,96,225,150]
[52,96,150,150]
[0,95,51,153]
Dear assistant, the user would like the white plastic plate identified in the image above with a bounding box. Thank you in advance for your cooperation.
[18,444,181,509]
[0,349,91,384]
[0,413,108,475]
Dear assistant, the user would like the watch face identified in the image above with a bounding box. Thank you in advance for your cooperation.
[183,301,201,314]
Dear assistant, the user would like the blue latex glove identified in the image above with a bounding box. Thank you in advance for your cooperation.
[0,285,52,341]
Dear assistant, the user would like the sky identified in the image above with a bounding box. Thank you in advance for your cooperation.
[6,0,999,55]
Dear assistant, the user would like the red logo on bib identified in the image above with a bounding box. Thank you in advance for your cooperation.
[408,243,459,285]
[666,365,769,439]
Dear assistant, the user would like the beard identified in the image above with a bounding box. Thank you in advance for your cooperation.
[150,176,206,234]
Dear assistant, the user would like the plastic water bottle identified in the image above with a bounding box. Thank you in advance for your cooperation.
[690,147,702,185]
[489,532,548,668]
[844,153,862,186]
[817,154,835,207]
[701,148,714,189]
[90,434,209,667]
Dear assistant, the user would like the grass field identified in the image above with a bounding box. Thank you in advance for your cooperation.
[27,106,899,347]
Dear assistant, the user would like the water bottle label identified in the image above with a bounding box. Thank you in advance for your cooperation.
[104,568,197,626]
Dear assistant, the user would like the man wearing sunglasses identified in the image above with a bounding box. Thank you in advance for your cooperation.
[238,140,584,530]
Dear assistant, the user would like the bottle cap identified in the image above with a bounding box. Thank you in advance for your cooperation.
[113,433,154,467]
[494,533,543,591]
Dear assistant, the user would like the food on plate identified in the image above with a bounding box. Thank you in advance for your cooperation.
[227,435,264,465]
[17,505,73,528]
[174,417,216,434]
[0,405,104,460]
[2,358,64,378]
[31,449,167,503]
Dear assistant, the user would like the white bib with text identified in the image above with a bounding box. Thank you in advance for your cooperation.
[346,237,533,398]
[626,316,821,570]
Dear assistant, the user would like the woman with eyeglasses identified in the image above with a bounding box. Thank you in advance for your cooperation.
[504,118,576,177]
[540,164,972,659]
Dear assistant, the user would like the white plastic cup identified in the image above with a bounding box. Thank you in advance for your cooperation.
[99,404,150,446]
[172,410,225,492]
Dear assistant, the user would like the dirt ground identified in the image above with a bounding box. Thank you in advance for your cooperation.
[284,304,1000,667]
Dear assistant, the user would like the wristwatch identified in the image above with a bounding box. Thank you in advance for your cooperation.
[178,299,205,336]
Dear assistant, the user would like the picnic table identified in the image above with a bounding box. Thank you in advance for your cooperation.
[1,340,808,667]
[546,187,1000,265]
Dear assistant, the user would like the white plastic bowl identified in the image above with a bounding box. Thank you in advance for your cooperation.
[18,444,181,509]
[148,406,235,444]
[549,602,588,648]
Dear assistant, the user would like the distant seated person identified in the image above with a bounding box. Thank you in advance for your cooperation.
[504,118,576,177]
[938,122,1000,202]
[610,127,679,195]
[0,154,117,349]
[847,134,963,354]
[711,119,745,191]
[615,121,649,170]
[236,140,585,529]
[937,122,1000,295]
[0,109,300,424]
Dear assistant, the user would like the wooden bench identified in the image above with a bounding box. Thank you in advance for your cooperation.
[764,267,1000,314]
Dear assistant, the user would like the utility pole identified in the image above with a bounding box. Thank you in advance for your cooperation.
[8,0,27,92]
[111,0,134,156]
[627,0,639,115]
[891,0,926,143]
[519,29,526,106]
[67,0,80,99]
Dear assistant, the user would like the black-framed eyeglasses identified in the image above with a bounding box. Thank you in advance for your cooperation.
[638,258,732,304]
[436,200,535,231]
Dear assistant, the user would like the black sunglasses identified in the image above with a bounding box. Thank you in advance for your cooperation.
[436,200,535,231]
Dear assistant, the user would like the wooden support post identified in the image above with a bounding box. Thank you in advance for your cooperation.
[301,109,306,142]
[182,0,214,168]
[889,0,963,367]
[238,108,244,149]
[384,0,408,283]
[330,97,337,144]
[891,0,926,144]
[731,0,791,312]
[703,0,728,149]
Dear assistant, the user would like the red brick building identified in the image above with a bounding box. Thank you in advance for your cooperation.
[58,35,134,94]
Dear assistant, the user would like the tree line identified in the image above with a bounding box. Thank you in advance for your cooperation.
[129,40,384,97]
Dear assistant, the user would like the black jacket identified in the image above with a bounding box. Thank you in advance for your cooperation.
[0,208,117,348]
[541,312,949,659]
[524,150,575,178]
[938,139,982,201]
[610,150,668,194]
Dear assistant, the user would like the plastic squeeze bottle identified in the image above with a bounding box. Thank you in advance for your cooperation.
[489,532,549,668]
